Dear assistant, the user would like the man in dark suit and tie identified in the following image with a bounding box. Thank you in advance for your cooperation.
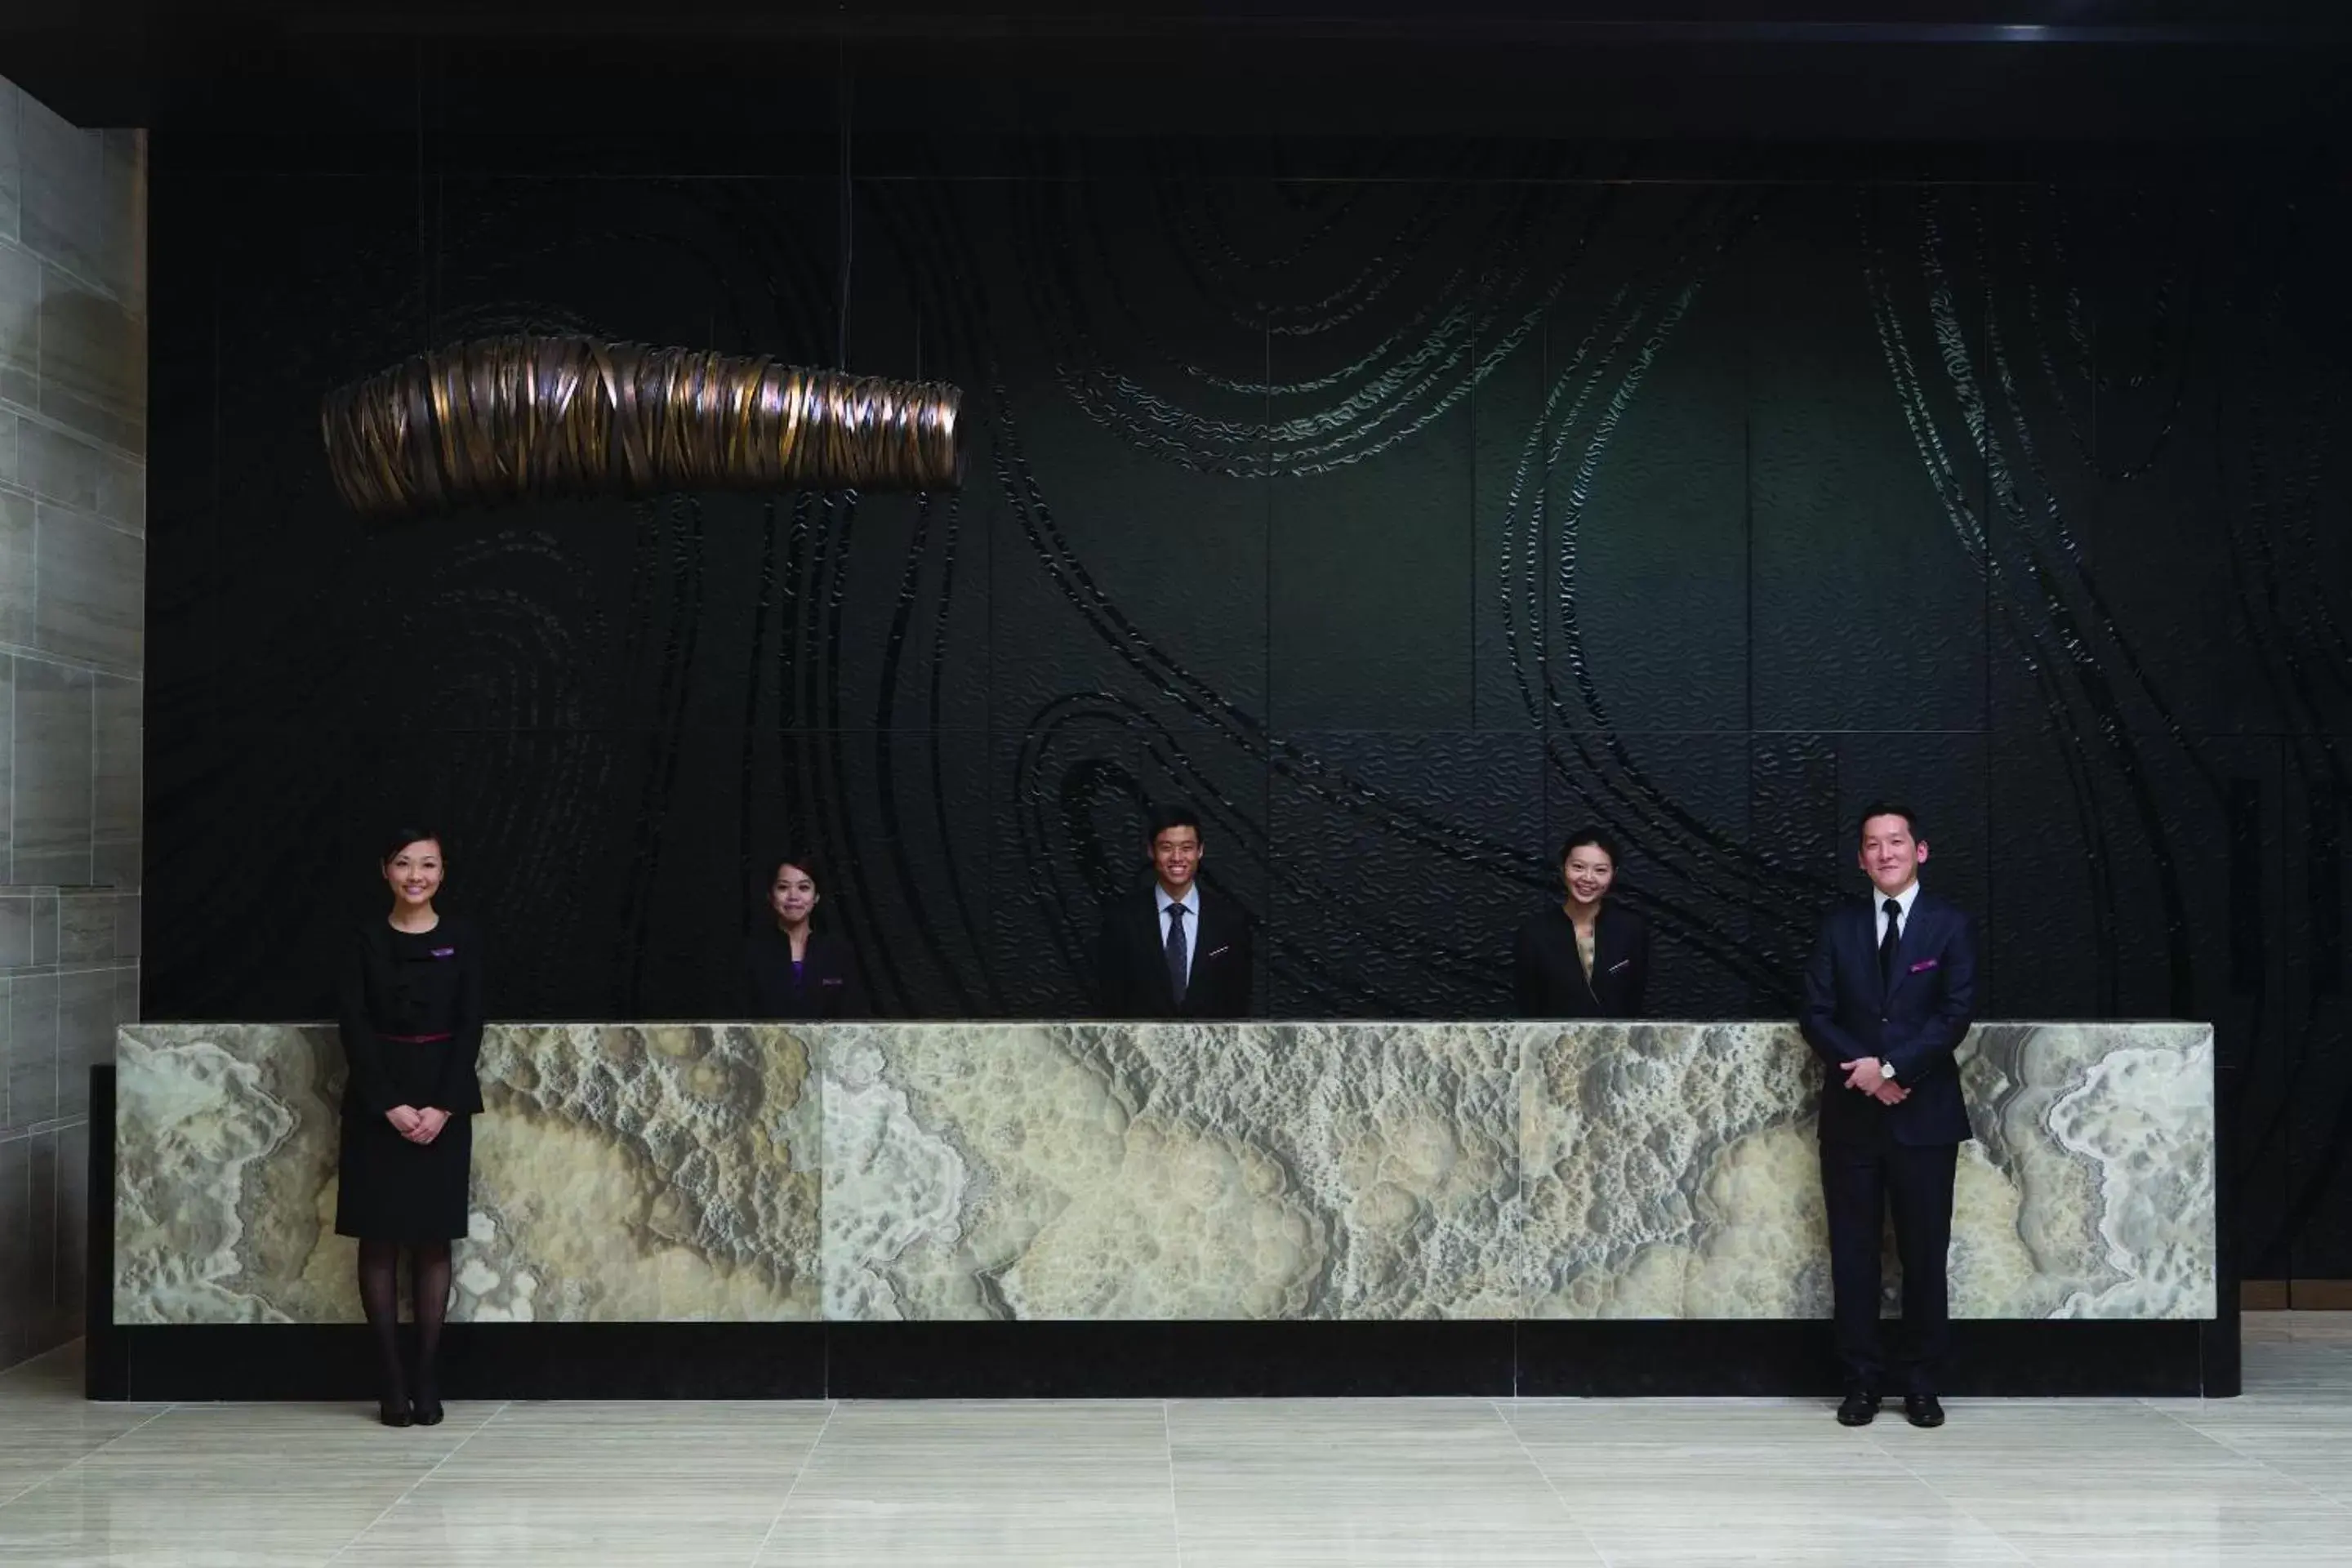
[1095,803,1255,1019]
[1800,801,1978,1430]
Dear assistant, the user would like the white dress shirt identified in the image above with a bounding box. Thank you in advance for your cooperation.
[1874,878,1922,945]
[1156,884,1200,985]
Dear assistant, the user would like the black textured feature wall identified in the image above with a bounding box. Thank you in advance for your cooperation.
[145,129,2351,1281]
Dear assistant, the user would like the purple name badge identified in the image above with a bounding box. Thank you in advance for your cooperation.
[432,947,457,959]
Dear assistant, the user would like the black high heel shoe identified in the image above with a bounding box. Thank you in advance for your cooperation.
[377,1387,413,1428]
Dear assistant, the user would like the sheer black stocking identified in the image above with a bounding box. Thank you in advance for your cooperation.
[411,1241,452,1425]
[357,1240,408,1426]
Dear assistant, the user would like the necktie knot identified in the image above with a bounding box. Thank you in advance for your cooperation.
[1883,898,1901,919]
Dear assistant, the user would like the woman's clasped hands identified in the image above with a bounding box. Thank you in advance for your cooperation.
[385,1104,452,1144]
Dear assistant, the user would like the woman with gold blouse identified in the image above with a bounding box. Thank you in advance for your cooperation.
[1513,829,1652,1018]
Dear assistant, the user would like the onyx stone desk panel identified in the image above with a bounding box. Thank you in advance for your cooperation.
[1521,1021,2216,1321]
[819,1020,1526,1322]
[113,1020,2213,1328]
[113,1022,822,1325]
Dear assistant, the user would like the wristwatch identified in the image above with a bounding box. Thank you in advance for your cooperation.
[1879,1059,1897,1081]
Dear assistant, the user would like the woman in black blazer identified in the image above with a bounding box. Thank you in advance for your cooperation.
[742,852,870,1019]
[1514,828,1651,1018]
[336,826,484,1428]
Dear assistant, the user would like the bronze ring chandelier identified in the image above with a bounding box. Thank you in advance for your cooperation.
[322,334,964,520]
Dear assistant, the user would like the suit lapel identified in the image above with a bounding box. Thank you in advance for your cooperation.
[1886,893,1937,1000]
[1186,893,1227,1013]
[1855,898,1891,1004]
[1140,894,1178,1009]
[1584,905,1615,1004]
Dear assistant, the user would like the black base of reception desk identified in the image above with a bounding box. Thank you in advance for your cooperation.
[88,1318,2232,1402]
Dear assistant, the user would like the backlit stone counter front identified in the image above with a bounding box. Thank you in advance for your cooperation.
[113,1021,2216,1327]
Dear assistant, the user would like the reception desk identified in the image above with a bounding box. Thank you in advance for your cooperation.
[100,1019,2229,1399]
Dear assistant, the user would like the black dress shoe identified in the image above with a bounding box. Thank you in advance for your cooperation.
[1904,1394,1946,1428]
[1836,1391,1882,1427]
[376,1396,413,1428]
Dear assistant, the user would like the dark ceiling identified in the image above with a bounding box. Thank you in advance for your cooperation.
[4,1,2350,140]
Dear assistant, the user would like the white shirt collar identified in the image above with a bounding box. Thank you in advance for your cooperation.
[1156,884,1200,917]
[1878,880,1922,920]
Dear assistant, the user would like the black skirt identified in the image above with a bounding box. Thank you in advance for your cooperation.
[334,1037,474,1242]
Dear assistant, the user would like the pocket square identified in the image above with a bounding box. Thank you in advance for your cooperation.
[430,947,456,959]
[1909,958,1940,973]
[1206,946,1231,959]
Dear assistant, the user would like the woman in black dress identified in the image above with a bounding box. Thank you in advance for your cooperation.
[336,827,484,1427]
[1513,828,1652,1018]
[742,852,869,1019]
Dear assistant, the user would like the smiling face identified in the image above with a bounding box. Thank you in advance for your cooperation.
[769,863,821,927]
[1857,813,1928,897]
[1561,844,1616,906]
[381,840,444,914]
[1151,824,1203,896]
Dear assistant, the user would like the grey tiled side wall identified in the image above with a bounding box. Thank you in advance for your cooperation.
[0,74,145,1372]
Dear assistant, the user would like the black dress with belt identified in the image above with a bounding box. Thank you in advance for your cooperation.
[1512,902,1651,1018]
[335,915,486,1242]
[742,927,869,1020]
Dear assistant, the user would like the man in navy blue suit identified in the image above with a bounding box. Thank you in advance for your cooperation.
[1800,802,1978,1429]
